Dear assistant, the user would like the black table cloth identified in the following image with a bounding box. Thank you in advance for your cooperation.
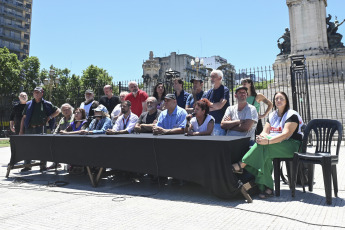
[9,134,250,199]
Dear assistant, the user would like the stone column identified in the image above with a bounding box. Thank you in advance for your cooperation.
[287,0,328,54]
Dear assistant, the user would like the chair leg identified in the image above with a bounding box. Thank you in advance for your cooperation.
[321,157,332,205]
[273,159,281,197]
[286,161,293,189]
[298,164,306,193]
[308,164,315,192]
[331,165,338,197]
[291,155,299,197]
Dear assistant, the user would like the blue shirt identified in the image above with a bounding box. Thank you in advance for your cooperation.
[175,90,190,108]
[202,85,230,124]
[186,91,204,108]
[86,117,112,134]
[156,106,187,129]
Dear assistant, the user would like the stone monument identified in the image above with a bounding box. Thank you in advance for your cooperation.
[273,0,345,84]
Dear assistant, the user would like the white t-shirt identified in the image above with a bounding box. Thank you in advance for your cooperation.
[111,104,121,119]
[190,114,215,133]
[223,103,258,140]
[113,113,138,133]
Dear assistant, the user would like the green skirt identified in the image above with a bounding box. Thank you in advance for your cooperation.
[242,138,301,192]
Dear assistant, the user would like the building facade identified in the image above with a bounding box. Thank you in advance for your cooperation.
[0,0,33,60]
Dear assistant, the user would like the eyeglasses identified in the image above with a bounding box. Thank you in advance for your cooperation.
[275,97,285,101]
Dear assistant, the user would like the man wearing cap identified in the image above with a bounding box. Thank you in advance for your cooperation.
[99,85,120,114]
[106,100,138,135]
[125,81,148,117]
[221,86,258,145]
[153,94,187,135]
[80,105,112,135]
[202,70,230,136]
[80,89,99,120]
[185,77,204,113]
[134,97,161,133]
[19,87,61,172]
[173,78,190,109]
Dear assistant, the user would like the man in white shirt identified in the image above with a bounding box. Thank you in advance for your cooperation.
[220,86,258,145]
[106,100,138,135]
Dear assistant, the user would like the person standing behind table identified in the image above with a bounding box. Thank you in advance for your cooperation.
[153,94,187,135]
[173,77,190,109]
[106,100,138,135]
[125,81,148,117]
[231,91,304,199]
[79,89,99,121]
[241,78,273,135]
[99,84,120,115]
[202,70,230,136]
[19,87,61,172]
[134,97,161,133]
[221,86,258,146]
[80,105,112,135]
[184,98,214,136]
[153,82,166,110]
[111,91,129,123]
[185,77,204,114]
[9,92,28,135]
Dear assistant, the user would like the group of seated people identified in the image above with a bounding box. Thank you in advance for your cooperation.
[13,70,304,199]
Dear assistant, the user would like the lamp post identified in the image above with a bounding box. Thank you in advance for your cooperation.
[43,66,60,102]
[190,57,204,78]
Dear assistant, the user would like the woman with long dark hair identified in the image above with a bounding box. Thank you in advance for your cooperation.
[153,82,166,110]
[241,78,273,134]
[232,92,304,199]
[184,98,214,136]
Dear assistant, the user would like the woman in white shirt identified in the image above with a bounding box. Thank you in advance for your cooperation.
[184,98,215,136]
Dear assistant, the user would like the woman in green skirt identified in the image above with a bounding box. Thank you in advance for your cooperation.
[232,91,304,198]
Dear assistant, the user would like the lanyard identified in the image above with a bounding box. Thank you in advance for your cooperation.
[122,114,131,129]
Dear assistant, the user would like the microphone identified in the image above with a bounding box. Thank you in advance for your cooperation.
[186,112,196,121]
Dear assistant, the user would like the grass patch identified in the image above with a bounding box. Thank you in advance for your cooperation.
[0,140,10,147]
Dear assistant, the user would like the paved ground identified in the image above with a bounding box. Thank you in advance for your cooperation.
[0,145,344,230]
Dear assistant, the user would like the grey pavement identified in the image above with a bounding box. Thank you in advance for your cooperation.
[0,145,345,230]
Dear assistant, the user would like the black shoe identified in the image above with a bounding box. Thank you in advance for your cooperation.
[21,167,31,172]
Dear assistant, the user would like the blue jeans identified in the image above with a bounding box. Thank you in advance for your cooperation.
[212,123,226,136]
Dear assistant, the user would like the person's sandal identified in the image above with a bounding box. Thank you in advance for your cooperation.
[232,162,243,174]
[259,188,274,199]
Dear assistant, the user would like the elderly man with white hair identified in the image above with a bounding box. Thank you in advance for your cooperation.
[124,81,148,117]
[80,89,99,119]
[202,69,230,136]
[111,91,129,123]
[134,97,161,133]
[54,103,74,134]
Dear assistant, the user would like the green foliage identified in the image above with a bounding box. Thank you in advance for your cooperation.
[20,56,40,92]
[81,65,113,88]
[0,47,21,94]
[254,79,273,90]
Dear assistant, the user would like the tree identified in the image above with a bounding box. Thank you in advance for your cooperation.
[0,47,21,94]
[81,64,113,89]
[20,56,40,92]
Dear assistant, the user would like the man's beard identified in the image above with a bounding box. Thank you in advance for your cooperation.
[132,89,138,94]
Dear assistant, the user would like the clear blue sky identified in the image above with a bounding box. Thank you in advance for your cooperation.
[29,0,345,81]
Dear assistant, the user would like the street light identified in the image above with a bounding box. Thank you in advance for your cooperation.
[43,66,60,102]
[190,56,204,78]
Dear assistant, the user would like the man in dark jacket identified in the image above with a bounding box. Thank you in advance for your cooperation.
[19,87,60,172]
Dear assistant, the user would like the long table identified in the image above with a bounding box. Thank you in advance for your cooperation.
[8,134,251,200]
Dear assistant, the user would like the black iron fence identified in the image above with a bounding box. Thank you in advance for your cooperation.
[1,59,344,142]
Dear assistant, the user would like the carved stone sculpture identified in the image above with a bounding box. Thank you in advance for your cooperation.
[326,14,345,49]
[277,28,291,55]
